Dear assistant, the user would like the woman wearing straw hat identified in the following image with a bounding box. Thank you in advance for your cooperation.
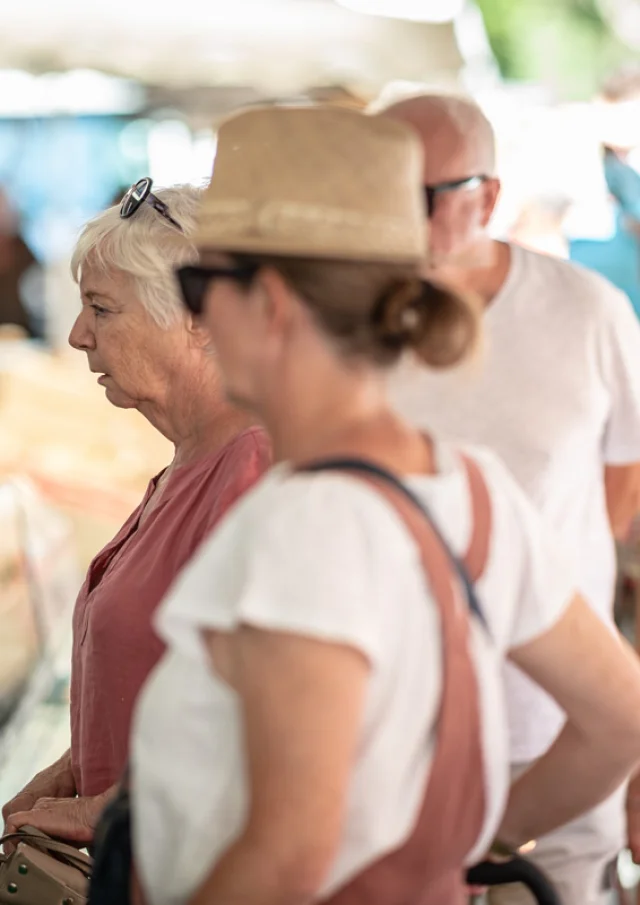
[126,107,640,905]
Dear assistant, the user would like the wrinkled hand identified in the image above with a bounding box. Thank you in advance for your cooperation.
[3,787,43,828]
[4,794,105,846]
[2,752,75,834]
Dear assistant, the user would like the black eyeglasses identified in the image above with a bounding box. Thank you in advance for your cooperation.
[424,175,489,217]
[120,177,183,232]
[176,263,259,316]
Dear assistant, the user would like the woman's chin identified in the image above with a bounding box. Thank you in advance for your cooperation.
[103,385,137,409]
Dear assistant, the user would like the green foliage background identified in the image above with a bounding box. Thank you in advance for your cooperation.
[474,0,639,98]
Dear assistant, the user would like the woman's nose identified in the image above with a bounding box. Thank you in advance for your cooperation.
[69,310,96,352]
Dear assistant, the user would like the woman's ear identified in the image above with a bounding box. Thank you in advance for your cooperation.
[481,177,502,227]
[254,267,297,337]
[185,313,214,351]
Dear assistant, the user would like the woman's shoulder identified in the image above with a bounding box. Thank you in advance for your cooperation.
[207,442,510,548]
[156,463,437,660]
[162,459,430,580]
[204,426,272,481]
[168,446,504,620]
[221,425,271,459]
[209,425,271,494]
[187,438,543,571]
[174,426,272,522]
[210,460,425,546]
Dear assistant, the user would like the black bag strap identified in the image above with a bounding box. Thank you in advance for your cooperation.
[89,786,132,905]
[301,457,489,633]
[467,857,560,905]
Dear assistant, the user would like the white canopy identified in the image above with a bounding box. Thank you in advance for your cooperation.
[0,0,464,94]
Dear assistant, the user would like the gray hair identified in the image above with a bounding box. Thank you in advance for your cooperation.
[71,184,204,328]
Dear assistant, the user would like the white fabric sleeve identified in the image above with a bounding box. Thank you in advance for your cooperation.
[475,449,577,650]
[158,471,422,666]
[598,286,640,464]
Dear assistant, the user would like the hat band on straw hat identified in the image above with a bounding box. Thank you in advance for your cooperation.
[195,198,424,263]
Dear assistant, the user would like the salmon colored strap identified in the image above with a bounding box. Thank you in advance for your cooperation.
[317,472,486,905]
[461,455,492,584]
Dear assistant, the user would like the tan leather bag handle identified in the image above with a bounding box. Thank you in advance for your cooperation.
[0,826,92,878]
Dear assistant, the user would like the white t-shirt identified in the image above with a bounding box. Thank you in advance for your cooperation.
[389,243,640,762]
[132,443,574,905]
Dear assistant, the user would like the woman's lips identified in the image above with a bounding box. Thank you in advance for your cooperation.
[97,374,109,385]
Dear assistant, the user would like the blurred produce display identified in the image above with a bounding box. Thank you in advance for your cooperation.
[0,341,171,566]
[0,475,78,723]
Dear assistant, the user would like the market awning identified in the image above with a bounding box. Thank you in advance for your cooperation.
[0,0,464,95]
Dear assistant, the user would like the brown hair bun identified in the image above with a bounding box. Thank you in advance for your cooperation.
[372,278,479,368]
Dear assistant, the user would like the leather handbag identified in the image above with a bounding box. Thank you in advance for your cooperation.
[0,825,92,905]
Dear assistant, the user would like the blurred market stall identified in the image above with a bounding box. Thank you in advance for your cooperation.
[0,341,171,565]
[0,0,469,95]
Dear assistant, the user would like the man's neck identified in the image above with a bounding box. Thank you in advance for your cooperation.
[428,239,512,308]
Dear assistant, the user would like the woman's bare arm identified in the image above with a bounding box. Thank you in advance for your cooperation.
[499,596,640,847]
[605,463,640,540]
[189,627,371,905]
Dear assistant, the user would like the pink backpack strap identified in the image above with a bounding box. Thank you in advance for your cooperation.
[318,470,487,905]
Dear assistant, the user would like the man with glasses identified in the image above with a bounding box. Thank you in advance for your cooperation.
[382,94,640,905]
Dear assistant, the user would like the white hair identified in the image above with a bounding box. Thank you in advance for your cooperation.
[71,183,204,329]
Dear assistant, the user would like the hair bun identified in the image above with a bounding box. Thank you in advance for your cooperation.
[372,277,479,368]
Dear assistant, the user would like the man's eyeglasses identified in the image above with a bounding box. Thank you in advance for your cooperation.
[176,263,259,316]
[120,177,183,232]
[424,175,489,217]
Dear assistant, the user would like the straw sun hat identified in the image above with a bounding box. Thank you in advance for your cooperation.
[194,105,426,265]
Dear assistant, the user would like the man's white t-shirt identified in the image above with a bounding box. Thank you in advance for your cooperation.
[389,243,640,762]
[132,446,574,905]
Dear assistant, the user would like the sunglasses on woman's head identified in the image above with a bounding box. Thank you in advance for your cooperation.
[120,177,184,232]
[176,263,259,316]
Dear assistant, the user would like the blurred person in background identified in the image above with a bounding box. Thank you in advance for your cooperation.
[0,187,45,340]
[570,67,640,317]
[507,194,571,259]
[585,65,640,885]
[92,107,640,905]
[1,180,271,844]
[383,93,640,905]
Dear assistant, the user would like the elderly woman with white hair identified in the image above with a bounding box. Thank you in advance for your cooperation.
[1,178,271,844]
